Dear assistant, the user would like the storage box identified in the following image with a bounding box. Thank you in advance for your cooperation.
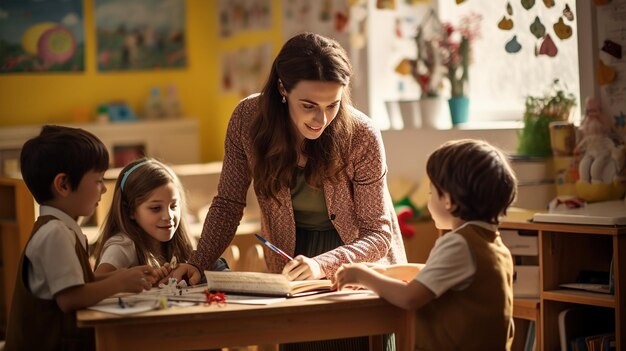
[513,266,540,298]
[501,230,540,297]
[500,230,538,256]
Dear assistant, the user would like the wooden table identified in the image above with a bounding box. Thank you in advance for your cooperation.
[77,292,414,351]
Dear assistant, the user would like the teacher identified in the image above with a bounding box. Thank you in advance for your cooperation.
[171,32,406,349]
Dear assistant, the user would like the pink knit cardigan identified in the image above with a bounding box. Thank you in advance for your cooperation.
[190,94,407,279]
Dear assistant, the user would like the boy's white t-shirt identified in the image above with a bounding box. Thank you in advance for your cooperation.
[98,233,138,269]
[25,205,89,300]
[415,221,497,297]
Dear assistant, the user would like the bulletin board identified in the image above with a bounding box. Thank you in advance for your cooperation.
[594,1,626,133]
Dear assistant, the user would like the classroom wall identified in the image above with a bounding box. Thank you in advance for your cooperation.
[0,0,284,162]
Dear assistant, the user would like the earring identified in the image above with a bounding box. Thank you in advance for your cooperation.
[281,95,286,104]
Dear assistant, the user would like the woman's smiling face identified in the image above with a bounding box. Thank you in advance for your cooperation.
[282,80,343,142]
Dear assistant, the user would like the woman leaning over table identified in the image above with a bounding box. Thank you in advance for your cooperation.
[169,32,406,350]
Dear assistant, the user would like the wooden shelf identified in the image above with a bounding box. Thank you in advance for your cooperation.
[542,289,615,308]
[501,220,624,351]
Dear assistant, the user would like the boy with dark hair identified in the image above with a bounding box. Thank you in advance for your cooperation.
[336,139,518,350]
[6,125,156,351]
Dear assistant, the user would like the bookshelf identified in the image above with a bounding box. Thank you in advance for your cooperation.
[500,220,624,351]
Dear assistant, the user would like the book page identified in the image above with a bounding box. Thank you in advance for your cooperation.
[205,271,333,297]
[288,279,333,296]
[205,271,291,296]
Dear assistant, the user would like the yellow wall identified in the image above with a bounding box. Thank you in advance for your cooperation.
[0,0,283,162]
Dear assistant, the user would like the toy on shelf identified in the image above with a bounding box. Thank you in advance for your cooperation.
[575,96,626,202]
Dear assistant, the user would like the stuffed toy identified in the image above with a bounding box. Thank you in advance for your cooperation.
[575,97,626,201]
[396,206,416,239]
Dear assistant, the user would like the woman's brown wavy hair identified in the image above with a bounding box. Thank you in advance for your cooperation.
[251,32,355,200]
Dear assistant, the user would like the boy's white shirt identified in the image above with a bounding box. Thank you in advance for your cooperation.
[97,233,139,269]
[25,205,89,300]
[415,221,497,297]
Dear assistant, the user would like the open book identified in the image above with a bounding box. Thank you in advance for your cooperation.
[204,271,333,297]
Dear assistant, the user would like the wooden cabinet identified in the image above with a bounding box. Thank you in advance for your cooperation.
[501,220,624,351]
[0,178,37,335]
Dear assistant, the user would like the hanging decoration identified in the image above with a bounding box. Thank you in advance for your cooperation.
[505,35,522,53]
[530,17,546,39]
[553,17,573,40]
[521,0,535,10]
[498,16,514,30]
[563,4,574,21]
[601,39,622,59]
[538,33,558,57]
[597,59,616,85]
[498,0,577,57]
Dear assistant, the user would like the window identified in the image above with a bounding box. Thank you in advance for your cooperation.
[437,1,580,122]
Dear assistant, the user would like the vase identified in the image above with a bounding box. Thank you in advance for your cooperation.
[448,96,469,125]
[418,97,444,129]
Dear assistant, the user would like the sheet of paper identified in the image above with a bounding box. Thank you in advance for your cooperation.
[226,294,287,305]
[88,300,159,315]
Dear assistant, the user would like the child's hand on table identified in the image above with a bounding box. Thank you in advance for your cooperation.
[118,265,156,293]
[163,262,202,286]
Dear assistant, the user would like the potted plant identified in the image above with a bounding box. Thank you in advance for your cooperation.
[439,13,482,125]
[517,79,577,157]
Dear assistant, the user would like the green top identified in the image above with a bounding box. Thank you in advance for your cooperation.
[291,168,334,231]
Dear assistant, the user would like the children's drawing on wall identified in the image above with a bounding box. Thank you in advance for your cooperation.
[219,42,272,97]
[0,0,84,73]
[282,0,351,39]
[95,0,186,71]
[217,0,272,38]
[594,1,626,136]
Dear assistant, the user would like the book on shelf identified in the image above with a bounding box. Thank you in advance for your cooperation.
[558,307,615,351]
[204,271,333,297]
[523,320,536,351]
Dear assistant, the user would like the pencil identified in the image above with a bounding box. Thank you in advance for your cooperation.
[254,233,294,261]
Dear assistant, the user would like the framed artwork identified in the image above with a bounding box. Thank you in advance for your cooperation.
[0,0,85,73]
[95,0,186,71]
[219,42,272,96]
[217,0,272,38]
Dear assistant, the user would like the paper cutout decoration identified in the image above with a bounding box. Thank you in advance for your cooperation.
[505,35,522,53]
[563,4,574,21]
[530,17,546,39]
[456,0,467,4]
[543,0,555,8]
[319,0,332,21]
[554,17,572,39]
[507,2,513,15]
[521,0,535,10]
[498,16,514,30]
[602,40,622,59]
[597,59,616,85]
[335,11,349,32]
[394,58,412,75]
[539,34,558,57]
[376,0,395,9]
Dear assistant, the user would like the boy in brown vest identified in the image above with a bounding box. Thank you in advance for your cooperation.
[6,125,157,351]
[336,139,517,350]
